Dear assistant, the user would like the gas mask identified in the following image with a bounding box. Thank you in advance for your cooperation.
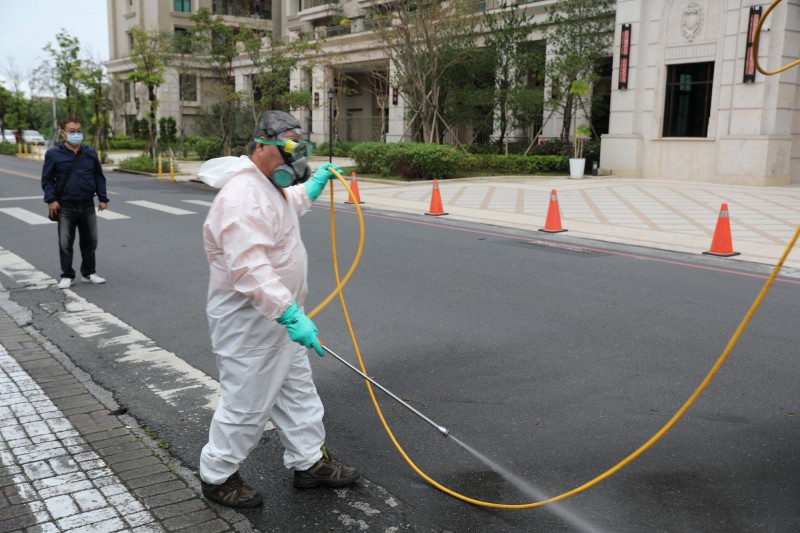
[254,136,313,188]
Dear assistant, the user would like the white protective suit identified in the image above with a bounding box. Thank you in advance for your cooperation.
[198,156,325,484]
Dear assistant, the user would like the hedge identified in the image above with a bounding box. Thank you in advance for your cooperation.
[350,142,464,180]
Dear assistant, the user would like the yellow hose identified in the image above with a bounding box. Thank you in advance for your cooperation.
[312,144,799,506]
[753,0,799,75]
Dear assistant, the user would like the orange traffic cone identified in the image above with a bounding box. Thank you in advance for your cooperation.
[425,179,448,216]
[539,189,567,233]
[703,203,740,257]
[344,172,364,204]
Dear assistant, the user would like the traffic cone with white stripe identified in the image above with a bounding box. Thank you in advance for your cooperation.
[344,172,364,204]
[425,179,448,216]
[539,189,567,233]
[703,203,740,257]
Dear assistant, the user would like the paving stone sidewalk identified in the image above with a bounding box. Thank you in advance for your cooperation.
[0,305,252,533]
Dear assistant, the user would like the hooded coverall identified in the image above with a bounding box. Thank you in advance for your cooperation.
[198,156,325,484]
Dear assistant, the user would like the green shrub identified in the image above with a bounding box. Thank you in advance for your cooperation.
[108,135,148,150]
[0,143,19,155]
[316,140,353,158]
[118,155,180,174]
[462,154,567,174]
[191,137,223,160]
[351,142,464,180]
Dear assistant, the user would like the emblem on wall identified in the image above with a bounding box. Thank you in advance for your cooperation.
[681,2,704,42]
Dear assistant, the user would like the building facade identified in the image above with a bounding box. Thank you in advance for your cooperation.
[106,0,800,185]
[602,0,800,185]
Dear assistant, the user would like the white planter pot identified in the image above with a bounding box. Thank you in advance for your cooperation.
[569,158,586,179]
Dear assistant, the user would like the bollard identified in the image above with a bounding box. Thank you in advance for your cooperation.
[169,156,175,182]
[17,143,21,158]
[158,155,163,180]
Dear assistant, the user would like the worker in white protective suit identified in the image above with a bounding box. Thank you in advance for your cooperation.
[197,110,359,509]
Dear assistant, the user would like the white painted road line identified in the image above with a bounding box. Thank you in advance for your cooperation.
[96,210,130,220]
[0,246,220,412]
[126,201,196,215]
[0,207,53,225]
[182,199,213,207]
[0,196,42,201]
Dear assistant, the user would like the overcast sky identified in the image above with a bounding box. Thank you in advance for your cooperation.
[0,0,109,95]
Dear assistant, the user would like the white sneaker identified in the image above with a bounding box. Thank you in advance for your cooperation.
[81,274,106,284]
[58,278,72,289]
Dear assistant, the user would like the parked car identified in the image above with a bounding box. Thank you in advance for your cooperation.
[2,130,16,143]
[22,130,45,145]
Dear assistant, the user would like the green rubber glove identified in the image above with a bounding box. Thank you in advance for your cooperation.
[305,163,343,201]
[277,301,324,357]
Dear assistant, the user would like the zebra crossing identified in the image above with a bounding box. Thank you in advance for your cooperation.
[0,198,213,225]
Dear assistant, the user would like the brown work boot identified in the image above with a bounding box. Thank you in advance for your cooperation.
[201,471,263,508]
[293,446,360,488]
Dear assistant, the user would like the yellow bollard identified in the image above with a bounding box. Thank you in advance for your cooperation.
[158,155,163,180]
[38,147,42,161]
[28,145,34,160]
[17,143,21,158]
[169,156,175,182]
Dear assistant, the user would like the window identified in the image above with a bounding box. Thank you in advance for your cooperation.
[124,82,131,103]
[174,27,191,53]
[663,62,714,138]
[180,74,197,102]
[174,0,191,12]
[128,32,135,51]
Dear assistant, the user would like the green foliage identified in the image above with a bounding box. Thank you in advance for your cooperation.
[0,143,19,155]
[189,136,224,160]
[316,140,353,158]
[351,143,465,180]
[158,117,178,150]
[118,155,159,173]
[118,155,180,174]
[462,154,567,174]
[108,135,148,150]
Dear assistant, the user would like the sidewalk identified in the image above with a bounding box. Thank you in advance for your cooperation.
[0,302,252,533]
[107,151,800,272]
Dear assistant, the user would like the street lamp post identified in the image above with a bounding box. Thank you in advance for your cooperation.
[327,88,334,163]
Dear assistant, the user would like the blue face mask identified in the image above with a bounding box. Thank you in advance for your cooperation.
[66,132,83,146]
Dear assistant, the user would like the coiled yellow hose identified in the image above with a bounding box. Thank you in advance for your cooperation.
[753,0,799,75]
[310,106,798,508]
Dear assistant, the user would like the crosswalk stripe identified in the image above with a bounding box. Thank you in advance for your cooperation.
[97,210,130,220]
[126,200,196,215]
[0,196,42,202]
[0,207,53,225]
[183,200,213,207]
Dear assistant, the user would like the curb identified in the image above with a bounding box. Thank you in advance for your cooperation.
[0,294,254,533]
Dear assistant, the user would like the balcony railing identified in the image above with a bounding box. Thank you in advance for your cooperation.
[301,0,339,10]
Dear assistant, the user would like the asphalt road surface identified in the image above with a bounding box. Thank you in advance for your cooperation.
[1,155,799,532]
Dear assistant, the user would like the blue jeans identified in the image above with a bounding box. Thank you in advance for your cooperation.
[57,200,98,280]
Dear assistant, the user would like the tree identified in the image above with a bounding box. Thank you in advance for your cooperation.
[189,8,244,156]
[43,30,83,116]
[240,28,317,124]
[127,26,172,158]
[372,0,479,143]
[483,2,545,150]
[542,0,615,140]
[78,55,111,155]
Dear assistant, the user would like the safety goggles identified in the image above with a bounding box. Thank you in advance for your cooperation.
[254,137,313,161]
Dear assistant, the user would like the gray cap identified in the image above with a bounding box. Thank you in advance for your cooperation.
[255,110,304,139]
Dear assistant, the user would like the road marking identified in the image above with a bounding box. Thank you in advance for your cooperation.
[183,199,213,207]
[127,200,196,215]
[0,196,42,201]
[96,210,130,220]
[0,207,53,225]
[0,245,220,413]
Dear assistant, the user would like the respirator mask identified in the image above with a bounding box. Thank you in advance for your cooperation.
[254,135,313,188]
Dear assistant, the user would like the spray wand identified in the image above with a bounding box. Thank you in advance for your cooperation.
[320,344,449,437]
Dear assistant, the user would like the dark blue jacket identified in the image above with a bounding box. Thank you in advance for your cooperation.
[42,143,109,204]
